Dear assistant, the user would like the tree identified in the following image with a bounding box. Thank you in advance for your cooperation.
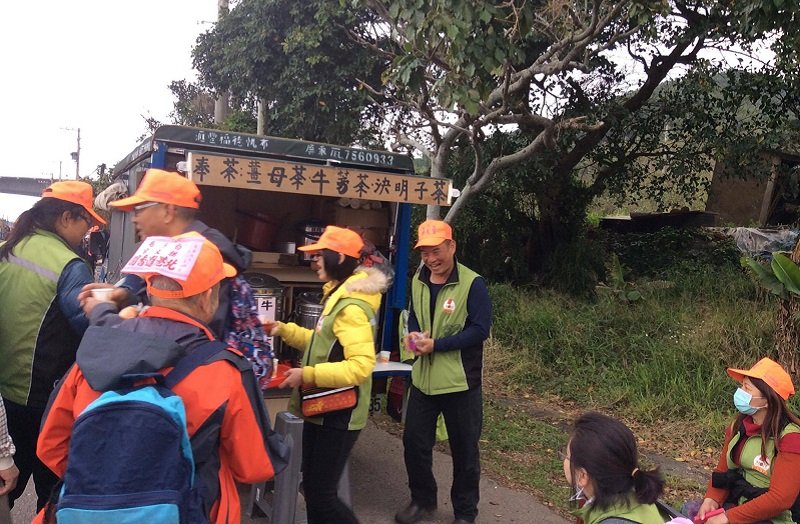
[347,0,800,241]
[167,80,216,128]
[189,0,391,145]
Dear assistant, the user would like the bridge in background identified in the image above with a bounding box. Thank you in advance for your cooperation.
[0,177,52,197]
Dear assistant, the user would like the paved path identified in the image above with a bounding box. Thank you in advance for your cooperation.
[12,420,568,524]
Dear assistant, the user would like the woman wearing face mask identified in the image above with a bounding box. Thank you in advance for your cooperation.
[563,412,666,524]
[694,357,800,524]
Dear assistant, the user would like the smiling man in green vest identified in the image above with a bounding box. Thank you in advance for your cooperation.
[395,220,492,524]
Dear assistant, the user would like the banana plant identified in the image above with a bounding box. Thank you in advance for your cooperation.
[596,254,675,303]
[741,252,800,298]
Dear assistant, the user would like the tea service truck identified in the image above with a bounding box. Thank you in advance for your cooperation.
[103,125,457,360]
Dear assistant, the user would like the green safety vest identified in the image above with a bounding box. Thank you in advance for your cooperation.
[410,262,479,395]
[0,230,82,406]
[573,494,664,524]
[725,421,800,524]
[289,297,376,431]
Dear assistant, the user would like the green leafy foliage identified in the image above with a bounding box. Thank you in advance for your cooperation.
[342,0,800,258]
[189,0,389,144]
[771,252,800,294]
[741,256,785,296]
[489,260,772,427]
[596,254,645,303]
[544,236,608,298]
[181,0,800,283]
[742,252,800,299]
[605,227,741,279]
[167,80,215,128]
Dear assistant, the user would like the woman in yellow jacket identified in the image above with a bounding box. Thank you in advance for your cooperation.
[268,226,389,524]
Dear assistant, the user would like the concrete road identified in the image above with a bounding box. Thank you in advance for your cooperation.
[11,420,568,524]
[341,420,569,524]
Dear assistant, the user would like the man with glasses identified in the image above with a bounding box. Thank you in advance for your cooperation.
[106,169,252,338]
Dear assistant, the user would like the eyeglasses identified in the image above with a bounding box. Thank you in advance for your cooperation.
[133,201,161,215]
[558,449,570,461]
[77,214,93,227]
[309,253,322,261]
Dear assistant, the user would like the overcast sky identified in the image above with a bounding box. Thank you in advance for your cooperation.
[0,0,219,220]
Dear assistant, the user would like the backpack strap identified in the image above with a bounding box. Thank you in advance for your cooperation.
[164,340,229,389]
[163,338,290,474]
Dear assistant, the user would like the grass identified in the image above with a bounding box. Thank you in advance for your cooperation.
[374,251,798,516]
[487,264,777,431]
[481,398,571,508]
[477,261,794,514]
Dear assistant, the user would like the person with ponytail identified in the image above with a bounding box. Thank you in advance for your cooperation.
[264,225,390,524]
[693,357,800,524]
[564,412,666,524]
[0,181,105,514]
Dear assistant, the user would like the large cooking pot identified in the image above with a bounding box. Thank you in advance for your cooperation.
[295,291,324,330]
[238,212,277,252]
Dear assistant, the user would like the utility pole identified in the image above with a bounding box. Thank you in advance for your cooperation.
[214,0,230,125]
[62,127,81,179]
[73,127,81,179]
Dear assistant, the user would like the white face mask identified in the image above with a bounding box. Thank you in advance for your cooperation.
[569,486,586,502]
[569,485,593,504]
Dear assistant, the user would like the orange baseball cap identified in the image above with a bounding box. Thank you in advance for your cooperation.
[110,169,202,211]
[42,181,106,226]
[145,232,236,299]
[298,225,364,259]
[414,219,452,248]
[727,357,795,400]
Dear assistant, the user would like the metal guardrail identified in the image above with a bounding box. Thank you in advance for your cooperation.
[0,493,11,524]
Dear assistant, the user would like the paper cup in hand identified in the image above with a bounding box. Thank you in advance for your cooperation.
[378,350,390,363]
[91,288,115,302]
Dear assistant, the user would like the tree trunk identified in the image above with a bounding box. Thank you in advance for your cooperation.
[533,185,571,274]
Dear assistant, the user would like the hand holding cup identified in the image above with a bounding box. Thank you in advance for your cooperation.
[260,317,280,336]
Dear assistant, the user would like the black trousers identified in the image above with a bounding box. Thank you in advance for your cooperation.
[3,399,58,512]
[402,385,483,522]
[302,421,361,524]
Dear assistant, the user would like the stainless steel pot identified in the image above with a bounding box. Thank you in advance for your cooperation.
[295,291,324,329]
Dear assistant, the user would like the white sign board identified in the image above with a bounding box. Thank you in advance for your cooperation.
[121,235,205,281]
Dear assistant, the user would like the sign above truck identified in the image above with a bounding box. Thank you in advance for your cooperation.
[124,125,415,173]
[188,151,454,206]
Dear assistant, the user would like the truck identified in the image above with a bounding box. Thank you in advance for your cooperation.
[103,124,456,361]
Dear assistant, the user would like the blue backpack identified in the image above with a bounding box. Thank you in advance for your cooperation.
[54,341,227,524]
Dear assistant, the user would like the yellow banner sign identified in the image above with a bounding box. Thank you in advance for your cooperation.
[187,152,453,206]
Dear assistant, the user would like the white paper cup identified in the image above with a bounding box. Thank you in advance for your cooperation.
[91,288,115,302]
[378,350,391,363]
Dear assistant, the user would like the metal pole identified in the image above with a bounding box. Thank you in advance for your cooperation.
[213,0,230,124]
[75,128,81,179]
[0,493,11,524]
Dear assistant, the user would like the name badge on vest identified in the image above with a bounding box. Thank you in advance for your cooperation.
[752,454,771,475]
[316,315,325,334]
[442,298,456,314]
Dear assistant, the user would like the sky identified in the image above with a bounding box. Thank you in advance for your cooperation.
[0,0,220,221]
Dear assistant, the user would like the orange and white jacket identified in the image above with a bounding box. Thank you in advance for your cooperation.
[35,305,283,524]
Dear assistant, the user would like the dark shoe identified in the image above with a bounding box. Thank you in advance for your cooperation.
[451,520,474,524]
[395,502,435,524]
